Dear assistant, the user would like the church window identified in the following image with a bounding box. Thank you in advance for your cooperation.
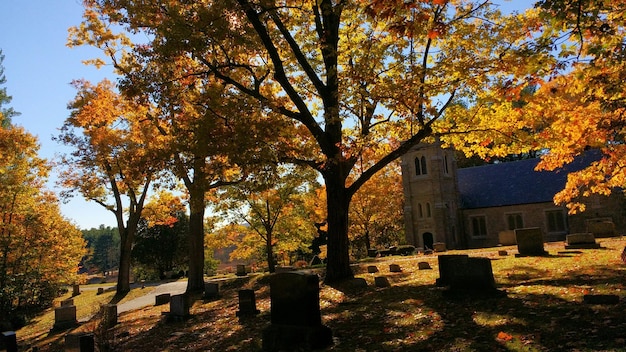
[443,155,449,174]
[470,216,487,238]
[546,210,566,232]
[418,203,423,218]
[426,203,432,217]
[415,157,421,176]
[506,213,524,230]
[420,156,428,175]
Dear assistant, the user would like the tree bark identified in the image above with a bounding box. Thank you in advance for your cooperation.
[266,231,275,273]
[323,171,353,283]
[116,228,132,294]
[186,189,206,293]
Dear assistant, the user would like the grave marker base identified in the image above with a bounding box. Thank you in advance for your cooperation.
[262,324,332,352]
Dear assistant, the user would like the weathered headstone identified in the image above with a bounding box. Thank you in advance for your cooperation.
[72,284,80,296]
[515,228,547,256]
[367,265,379,273]
[102,304,117,329]
[374,276,391,288]
[587,220,616,238]
[498,230,517,246]
[418,261,431,270]
[155,293,171,306]
[61,298,74,307]
[236,264,247,276]
[1,331,17,352]
[389,264,402,272]
[97,287,104,295]
[436,254,469,286]
[565,233,601,249]
[170,294,190,318]
[204,282,220,300]
[262,272,332,351]
[498,250,508,256]
[367,249,379,257]
[53,305,77,330]
[236,289,260,317]
[433,242,447,252]
[449,257,496,291]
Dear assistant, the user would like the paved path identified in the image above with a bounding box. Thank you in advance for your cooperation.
[117,281,187,313]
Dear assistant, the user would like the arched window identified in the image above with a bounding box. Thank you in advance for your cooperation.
[426,202,432,217]
[418,203,423,218]
[415,157,421,176]
[420,156,428,175]
[443,155,449,174]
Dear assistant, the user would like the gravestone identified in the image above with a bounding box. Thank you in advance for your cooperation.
[436,254,469,286]
[155,293,171,306]
[236,290,260,317]
[565,233,601,249]
[367,249,379,257]
[418,261,431,270]
[587,220,616,238]
[367,265,379,273]
[449,257,496,291]
[236,264,247,276]
[262,272,332,351]
[102,304,117,329]
[97,287,104,295]
[79,333,95,352]
[1,331,17,352]
[515,228,547,256]
[374,276,391,288]
[61,298,74,307]
[433,242,447,252]
[53,305,78,330]
[204,282,220,300]
[170,294,190,318]
[72,284,80,296]
[498,230,517,245]
[498,250,508,256]
[389,264,402,272]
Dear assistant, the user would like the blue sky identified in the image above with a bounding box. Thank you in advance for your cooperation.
[0,0,535,230]
[1,1,116,229]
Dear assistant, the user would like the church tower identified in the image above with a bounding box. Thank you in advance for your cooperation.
[400,141,462,250]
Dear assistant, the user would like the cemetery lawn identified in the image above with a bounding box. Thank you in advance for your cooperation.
[19,237,626,351]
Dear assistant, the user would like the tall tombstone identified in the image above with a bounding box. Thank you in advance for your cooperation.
[204,282,220,300]
[262,272,333,352]
[236,289,260,317]
[102,304,118,329]
[515,227,547,256]
[72,284,80,296]
[170,294,190,318]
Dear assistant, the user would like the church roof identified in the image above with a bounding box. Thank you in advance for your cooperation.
[457,152,600,209]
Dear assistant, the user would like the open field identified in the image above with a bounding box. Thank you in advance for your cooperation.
[17,237,626,351]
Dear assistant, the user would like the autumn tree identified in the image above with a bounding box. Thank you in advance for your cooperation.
[349,158,404,258]
[71,0,539,282]
[132,191,189,279]
[56,79,166,294]
[216,165,320,272]
[0,65,85,322]
[82,225,120,275]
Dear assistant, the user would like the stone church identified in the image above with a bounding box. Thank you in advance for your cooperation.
[400,142,625,250]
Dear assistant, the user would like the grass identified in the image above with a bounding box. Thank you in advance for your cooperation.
[16,237,626,351]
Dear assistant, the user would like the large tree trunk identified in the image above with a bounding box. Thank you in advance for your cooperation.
[187,191,206,293]
[323,173,353,283]
[117,228,132,294]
